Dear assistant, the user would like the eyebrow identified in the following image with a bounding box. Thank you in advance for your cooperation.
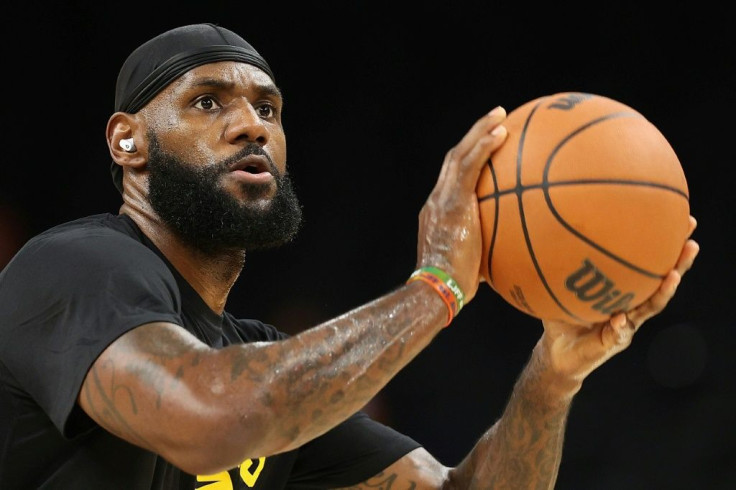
[190,78,283,100]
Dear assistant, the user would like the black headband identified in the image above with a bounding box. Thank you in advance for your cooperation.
[111,23,275,193]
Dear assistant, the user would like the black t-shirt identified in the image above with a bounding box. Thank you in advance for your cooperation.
[0,213,420,489]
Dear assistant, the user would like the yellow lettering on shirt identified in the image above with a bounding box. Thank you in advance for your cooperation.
[196,457,266,488]
[240,457,265,487]
[196,470,232,490]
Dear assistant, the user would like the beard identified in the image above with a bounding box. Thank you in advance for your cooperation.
[147,133,303,255]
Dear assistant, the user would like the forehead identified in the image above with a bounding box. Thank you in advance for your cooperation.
[170,61,279,95]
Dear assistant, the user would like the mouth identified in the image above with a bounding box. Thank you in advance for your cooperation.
[227,154,275,185]
[229,154,273,175]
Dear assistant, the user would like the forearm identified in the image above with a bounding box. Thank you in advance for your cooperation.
[447,340,581,490]
[213,280,448,456]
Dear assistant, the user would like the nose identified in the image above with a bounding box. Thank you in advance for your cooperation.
[224,100,269,145]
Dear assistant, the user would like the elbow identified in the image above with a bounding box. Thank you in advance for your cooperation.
[149,351,299,474]
[157,397,285,476]
[158,411,268,475]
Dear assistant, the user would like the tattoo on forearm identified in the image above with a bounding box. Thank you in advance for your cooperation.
[461,360,569,489]
[224,284,443,446]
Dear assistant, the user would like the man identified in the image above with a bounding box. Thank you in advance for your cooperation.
[0,23,698,489]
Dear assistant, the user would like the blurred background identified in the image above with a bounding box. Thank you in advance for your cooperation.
[2,2,733,488]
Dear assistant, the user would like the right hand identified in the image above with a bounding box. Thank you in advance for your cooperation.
[416,106,508,303]
[537,216,699,388]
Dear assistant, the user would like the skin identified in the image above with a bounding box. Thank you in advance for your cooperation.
[83,60,700,487]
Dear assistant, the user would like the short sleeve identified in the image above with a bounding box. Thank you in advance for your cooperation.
[286,411,422,488]
[0,225,182,437]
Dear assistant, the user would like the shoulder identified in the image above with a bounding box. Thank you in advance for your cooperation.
[13,213,161,270]
[30,213,145,253]
[2,213,175,293]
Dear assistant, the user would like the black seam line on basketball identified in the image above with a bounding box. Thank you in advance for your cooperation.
[478,179,689,202]
[542,111,665,280]
[486,158,500,285]
[517,98,580,322]
[542,111,641,184]
[479,97,581,320]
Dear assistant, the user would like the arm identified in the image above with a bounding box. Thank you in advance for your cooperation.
[78,107,510,476]
[80,283,445,475]
[339,221,700,490]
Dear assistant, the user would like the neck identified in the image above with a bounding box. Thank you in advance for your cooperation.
[120,202,245,315]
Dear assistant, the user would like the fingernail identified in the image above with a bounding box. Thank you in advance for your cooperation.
[489,106,506,117]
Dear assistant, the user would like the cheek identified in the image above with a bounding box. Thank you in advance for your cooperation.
[160,131,213,164]
[190,139,216,162]
[152,121,216,163]
[269,131,287,170]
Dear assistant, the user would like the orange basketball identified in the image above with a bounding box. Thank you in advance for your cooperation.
[477,92,690,325]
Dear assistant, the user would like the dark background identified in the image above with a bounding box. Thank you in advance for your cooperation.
[2,2,734,489]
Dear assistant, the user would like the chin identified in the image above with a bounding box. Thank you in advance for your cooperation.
[242,196,276,211]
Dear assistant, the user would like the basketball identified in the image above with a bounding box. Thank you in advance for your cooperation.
[477,92,690,325]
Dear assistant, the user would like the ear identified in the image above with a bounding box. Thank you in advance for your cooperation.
[107,112,147,170]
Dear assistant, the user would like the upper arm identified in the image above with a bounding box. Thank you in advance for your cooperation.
[77,321,225,472]
[337,447,450,489]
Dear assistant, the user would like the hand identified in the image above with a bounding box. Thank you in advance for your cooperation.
[538,216,700,387]
[415,107,508,303]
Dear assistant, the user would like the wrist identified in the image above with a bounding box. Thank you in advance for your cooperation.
[404,280,448,329]
[530,339,584,401]
[406,267,465,327]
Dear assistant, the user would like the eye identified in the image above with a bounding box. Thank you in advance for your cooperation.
[256,103,277,119]
[194,96,221,111]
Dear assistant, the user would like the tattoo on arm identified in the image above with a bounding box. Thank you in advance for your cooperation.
[450,353,570,489]
[79,323,204,451]
[82,359,155,449]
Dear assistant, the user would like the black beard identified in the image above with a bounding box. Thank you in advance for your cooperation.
[147,134,303,255]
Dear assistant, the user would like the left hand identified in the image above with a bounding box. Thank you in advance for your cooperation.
[538,215,700,387]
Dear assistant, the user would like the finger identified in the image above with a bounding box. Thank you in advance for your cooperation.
[446,107,507,184]
[453,106,507,159]
[601,312,636,347]
[687,215,697,237]
[456,125,508,189]
[626,236,698,327]
[430,151,452,194]
[429,111,500,196]
[449,106,506,171]
[560,318,629,369]
[628,269,682,326]
[676,239,700,277]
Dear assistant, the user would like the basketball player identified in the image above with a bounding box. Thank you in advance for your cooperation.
[0,23,698,489]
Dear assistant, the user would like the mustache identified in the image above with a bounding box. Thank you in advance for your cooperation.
[221,144,280,177]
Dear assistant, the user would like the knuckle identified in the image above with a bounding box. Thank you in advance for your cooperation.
[445,147,458,162]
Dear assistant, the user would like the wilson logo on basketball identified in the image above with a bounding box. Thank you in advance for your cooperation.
[565,259,634,315]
